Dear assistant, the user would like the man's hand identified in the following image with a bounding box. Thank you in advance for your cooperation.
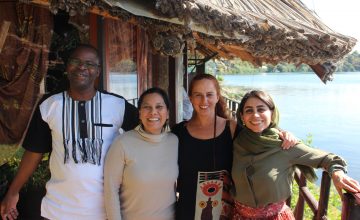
[0,150,43,220]
[1,192,19,220]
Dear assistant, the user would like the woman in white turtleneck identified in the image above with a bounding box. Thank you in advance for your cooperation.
[104,88,178,220]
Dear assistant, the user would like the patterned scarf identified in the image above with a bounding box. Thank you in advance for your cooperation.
[62,91,103,165]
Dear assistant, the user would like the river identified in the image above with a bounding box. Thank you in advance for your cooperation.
[222,72,360,181]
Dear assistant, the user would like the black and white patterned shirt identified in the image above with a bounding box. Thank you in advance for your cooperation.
[23,90,138,220]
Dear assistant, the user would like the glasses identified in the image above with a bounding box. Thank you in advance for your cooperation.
[68,58,99,70]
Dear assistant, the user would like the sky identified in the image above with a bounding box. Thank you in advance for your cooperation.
[301,0,360,51]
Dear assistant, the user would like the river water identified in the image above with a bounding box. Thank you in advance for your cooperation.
[222,72,360,181]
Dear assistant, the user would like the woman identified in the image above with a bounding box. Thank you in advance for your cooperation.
[232,90,360,220]
[172,74,296,220]
[104,87,178,220]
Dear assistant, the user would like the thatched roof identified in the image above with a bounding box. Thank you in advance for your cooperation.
[36,0,356,82]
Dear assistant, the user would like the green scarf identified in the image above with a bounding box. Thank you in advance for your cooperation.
[236,107,317,182]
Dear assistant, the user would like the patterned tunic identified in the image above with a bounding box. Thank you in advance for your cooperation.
[23,90,138,220]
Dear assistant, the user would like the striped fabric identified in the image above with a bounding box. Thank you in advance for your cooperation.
[62,91,104,165]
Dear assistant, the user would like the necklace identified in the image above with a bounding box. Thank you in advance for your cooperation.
[212,111,217,170]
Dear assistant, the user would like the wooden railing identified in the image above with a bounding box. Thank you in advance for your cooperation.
[223,96,240,119]
[292,170,360,220]
[342,192,360,220]
[224,96,360,220]
[292,170,331,220]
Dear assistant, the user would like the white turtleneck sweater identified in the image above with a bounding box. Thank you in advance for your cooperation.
[104,126,179,220]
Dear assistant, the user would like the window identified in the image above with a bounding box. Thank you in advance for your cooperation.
[106,19,138,100]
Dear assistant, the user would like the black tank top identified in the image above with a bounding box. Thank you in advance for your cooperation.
[172,120,240,220]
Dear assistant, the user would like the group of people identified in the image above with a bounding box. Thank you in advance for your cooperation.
[1,44,360,220]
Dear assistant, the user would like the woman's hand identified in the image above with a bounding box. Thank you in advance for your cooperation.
[332,170,360,199]
[278,131,298,149]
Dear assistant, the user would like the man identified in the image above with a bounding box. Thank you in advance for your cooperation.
[0,44,138,220]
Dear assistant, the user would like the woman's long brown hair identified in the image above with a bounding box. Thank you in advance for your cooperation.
[188,73,229,119]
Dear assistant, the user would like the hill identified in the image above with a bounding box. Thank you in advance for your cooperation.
[205,51,360,74]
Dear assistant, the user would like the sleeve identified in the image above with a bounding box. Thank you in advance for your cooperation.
[121,100,139,131]
[287,143,347,173]
[22,104,52,153]
[104,136,125,220]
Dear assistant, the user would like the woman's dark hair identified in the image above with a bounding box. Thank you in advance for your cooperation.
[137,87,170,131]
[137,87,170,110]
[188,73,229,119]
[237,90,277,124]
[238,90,275,113]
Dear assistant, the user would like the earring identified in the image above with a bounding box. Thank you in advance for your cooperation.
[162,119,170,132]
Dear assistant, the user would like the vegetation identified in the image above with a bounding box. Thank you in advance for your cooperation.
[0,148,50,200]
[0,144,18,165]
[337,51,360,72]
[205,51,360,74]
[290,135,342,220]
[291,180,342,220]
[221,85,246,102]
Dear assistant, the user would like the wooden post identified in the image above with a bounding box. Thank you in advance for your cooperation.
[168,55,183,126]
[341,193,351,220]
[168,56,176,127]
[137,26,150,94]
[183,43,188,91]
[196,63,205,75]
[316,171,331,220]
[97,16,106,91]
[294,170,306,220]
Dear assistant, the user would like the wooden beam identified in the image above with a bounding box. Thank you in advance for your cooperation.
[28,1,139,25]
[223,44,260,65]
[309,64,329,84]
[28,0,49,7]
[89,7,138,26]
[193,32,232,59]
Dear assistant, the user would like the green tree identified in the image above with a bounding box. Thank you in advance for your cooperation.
[203,50,360,75]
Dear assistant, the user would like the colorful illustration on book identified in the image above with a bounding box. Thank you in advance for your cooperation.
[195,171,226,220]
